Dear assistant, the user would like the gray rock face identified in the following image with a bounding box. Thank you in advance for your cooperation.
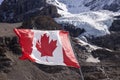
[0,0,120,22]
[0,0,59,22]
[81,17,120,80]
[73,40,120,80]
[0,0,120,80]
[84,0,120,11]
[110,16,120,31]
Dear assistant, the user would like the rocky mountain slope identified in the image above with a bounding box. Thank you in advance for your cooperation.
[0,0,120,80]
[84,0,120,12]
[0,16,120,80]
[0,23,80,80]
[0,0,59,22]
[0,0,120,22]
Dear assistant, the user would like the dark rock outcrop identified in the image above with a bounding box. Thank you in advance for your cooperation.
[72,36,120,80]
[89,32,120,51]
[109,16,120,31]
[0,37,13,73]
[20,15,62,30]
[61,23,85,37]
[91,49,120,61]
[84,0,120,12]
[0,0,59,22]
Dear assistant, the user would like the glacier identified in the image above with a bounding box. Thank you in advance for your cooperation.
[46,0,119,37]
[46,0,120,63]
[55,11,114,37]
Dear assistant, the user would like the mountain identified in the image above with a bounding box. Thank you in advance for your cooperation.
[0,0,59,22]
[0,0,119,37]
[47,0,120,13]
[84,0,120,12]
[0,0,120,22]
[0,0,120,80]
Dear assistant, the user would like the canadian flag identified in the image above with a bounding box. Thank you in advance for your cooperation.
[14,29,80,68]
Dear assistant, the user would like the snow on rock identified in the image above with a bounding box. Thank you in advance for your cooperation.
[84,0,120,12]
[74,37,101,63]
[75,37,101,50]
[46,0,120,63]
[0,0,3,5]
[46,0,89,15]
[86,55,100,63]
[47,0,118,37]
[46,0,69,16]
[56,0,90,13]
[46,0,120,14]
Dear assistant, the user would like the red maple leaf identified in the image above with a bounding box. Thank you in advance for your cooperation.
[36,33,57,57]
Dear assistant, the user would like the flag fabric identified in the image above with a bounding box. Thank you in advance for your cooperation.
[14,29,80,68]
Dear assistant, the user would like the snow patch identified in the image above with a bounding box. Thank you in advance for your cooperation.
[0,0,3,5]
[75,37,101,63]
[75,37,101,51]
[86,55,100,63]
[46,0,90,14]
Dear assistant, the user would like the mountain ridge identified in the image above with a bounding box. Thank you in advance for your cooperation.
[0,0,120,80]
[0,0,120,22]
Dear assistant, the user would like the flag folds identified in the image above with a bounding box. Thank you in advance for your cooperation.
[14,29,80,68]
